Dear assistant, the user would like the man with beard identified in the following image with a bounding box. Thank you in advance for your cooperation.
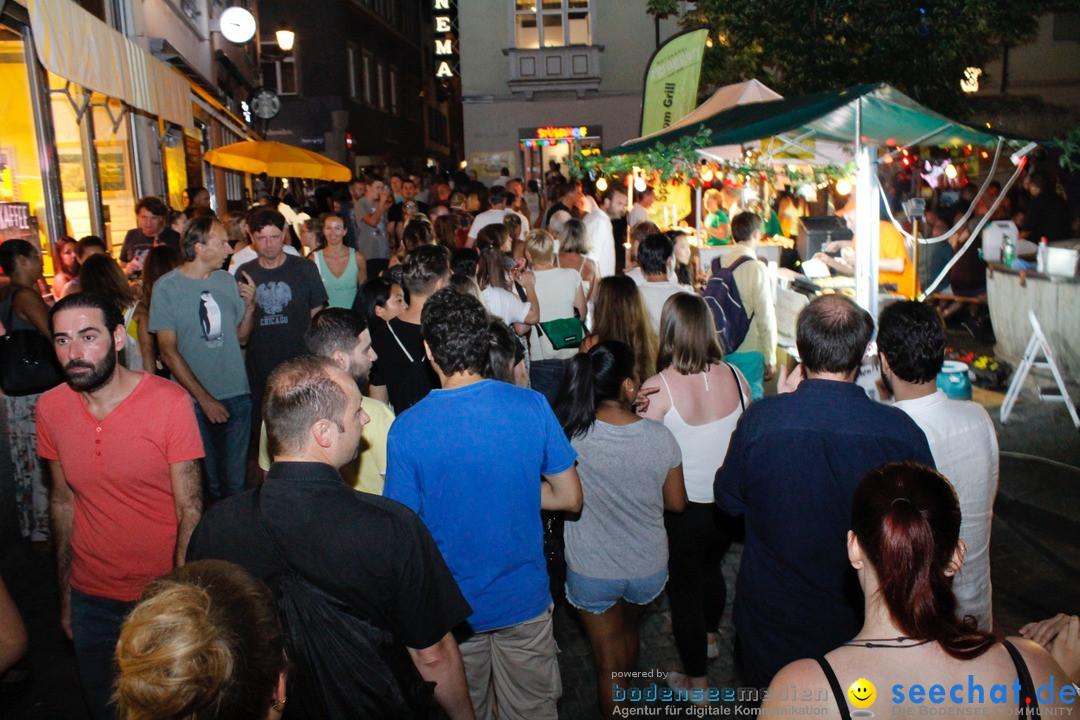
[257,307,395,494]
[36,293,204,720]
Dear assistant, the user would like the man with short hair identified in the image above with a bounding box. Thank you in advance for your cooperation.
[119,197,181,274]
[357,177,394,274]
[714,294,935,688]
[877,300,999,630]
[388,177,431,248]
[151,216,255,501]
[724,211,779,380]
[235,208,327,421]
[636,233,691,333]
[504,177,532,235]
[582,187,623,278]
[188,355,474,719]
[385,288,582,720]
[184,186,211,212]
[467,185,515,243]
[368,245,448,413]
[542,182,581,233]
[492,166,511,188]
[626,187,655,229]
[38,293,204,720]
[257,307,395,495]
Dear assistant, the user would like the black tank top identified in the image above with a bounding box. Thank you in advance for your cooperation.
[815,640,1040,718]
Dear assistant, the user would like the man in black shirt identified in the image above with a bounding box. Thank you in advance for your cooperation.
[188,355,474,719]
[368,245,447,413]
[1022,171,1074,243]
[119,196,181,275]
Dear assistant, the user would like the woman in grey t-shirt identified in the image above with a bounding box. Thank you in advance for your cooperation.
[554,340,686,718]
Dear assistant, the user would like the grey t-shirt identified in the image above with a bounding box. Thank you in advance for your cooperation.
[565,418,682,580]
[150,268,249,400]
[355,197,389,260]
[237,254,328,396]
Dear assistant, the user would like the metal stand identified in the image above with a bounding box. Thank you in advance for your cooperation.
[1000,310,1080,430]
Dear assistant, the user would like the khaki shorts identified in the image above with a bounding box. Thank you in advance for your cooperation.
[459,604,561,720]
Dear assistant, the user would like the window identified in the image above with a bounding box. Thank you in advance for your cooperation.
[389,67,399,115]
[347,45,359,100]
[362,51,374,105]
[260,41,298,96]
[514,0,590,48]
[376,61,386,110]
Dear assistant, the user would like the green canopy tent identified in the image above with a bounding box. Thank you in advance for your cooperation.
[614,83,1016,318]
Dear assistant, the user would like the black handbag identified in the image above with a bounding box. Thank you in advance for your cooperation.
[0,292,63,397]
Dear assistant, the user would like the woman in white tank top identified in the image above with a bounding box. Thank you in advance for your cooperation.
[640,292,750,694]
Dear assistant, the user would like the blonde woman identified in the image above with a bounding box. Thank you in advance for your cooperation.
[115,560,287,720]
[525,229,586,405]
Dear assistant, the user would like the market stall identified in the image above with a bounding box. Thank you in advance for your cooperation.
[597,82,1023,321]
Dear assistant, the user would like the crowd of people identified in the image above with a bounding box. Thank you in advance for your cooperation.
[0,162,1078,720]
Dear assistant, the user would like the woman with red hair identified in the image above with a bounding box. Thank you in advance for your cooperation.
[763,462,1070,716]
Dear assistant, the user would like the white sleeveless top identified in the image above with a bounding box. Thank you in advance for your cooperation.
[658,364,745,503]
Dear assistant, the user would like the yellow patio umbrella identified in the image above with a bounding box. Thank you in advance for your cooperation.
[203,140,352,182]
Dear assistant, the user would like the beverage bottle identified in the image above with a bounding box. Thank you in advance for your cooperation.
[1002,236,1016,268]
[1037,236,1049,273]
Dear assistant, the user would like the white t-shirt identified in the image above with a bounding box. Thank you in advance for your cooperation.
[892,390,999,631]
[467,208,510,240]
[481,286,531,326]
[228,244,301,275]
[530,267,582,362]
[639,281,689,334]
[627,204,650,229]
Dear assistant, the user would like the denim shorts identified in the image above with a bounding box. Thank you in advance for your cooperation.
[565,566,668,614]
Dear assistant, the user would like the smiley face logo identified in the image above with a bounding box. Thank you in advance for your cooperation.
[847,678,876,709]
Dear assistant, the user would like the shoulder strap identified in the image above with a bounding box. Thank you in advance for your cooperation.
[658,371,674,410]
[385,320,416,363]
[729,254,755,272]
[726,362,746,411]
[814,657,852,720]
[1002,640,1040,717]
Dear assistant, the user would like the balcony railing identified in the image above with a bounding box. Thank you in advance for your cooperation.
[504,45,603,99]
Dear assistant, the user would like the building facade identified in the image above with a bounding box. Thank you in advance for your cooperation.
[0,0,262,266]
[255,0,459,173]
[458,0,681,185]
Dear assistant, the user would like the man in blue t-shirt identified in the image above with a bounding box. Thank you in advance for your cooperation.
[385,288,582,720]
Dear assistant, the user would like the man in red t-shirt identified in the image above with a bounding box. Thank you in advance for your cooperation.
[36,293,204,720]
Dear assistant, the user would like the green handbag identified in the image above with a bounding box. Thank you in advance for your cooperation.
[537,317,586,350]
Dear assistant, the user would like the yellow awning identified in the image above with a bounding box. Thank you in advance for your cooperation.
[27,0,192,128]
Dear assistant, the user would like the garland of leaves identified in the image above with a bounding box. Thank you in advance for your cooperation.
[1058,122,1080,173]
[569,124,856,187]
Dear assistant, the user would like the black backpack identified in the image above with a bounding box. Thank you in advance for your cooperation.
[255,493,435,719]
[704,255,755,354]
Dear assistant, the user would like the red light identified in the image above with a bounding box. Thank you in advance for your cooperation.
[902,157,910,166]
[346,133,354,150]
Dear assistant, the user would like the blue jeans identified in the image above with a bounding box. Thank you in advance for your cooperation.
[71,588,136,720]
[193,393,252,501]
[529,359,570,407]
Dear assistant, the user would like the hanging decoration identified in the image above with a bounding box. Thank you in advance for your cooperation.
[568,125,856,188]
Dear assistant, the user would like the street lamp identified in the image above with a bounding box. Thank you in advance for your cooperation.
[276,26,295,52]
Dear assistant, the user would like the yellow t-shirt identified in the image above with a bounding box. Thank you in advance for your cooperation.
[258,396,395,495]
[877,221,916,299]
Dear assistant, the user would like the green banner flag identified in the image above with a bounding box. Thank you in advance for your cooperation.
[639,27,709,137]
